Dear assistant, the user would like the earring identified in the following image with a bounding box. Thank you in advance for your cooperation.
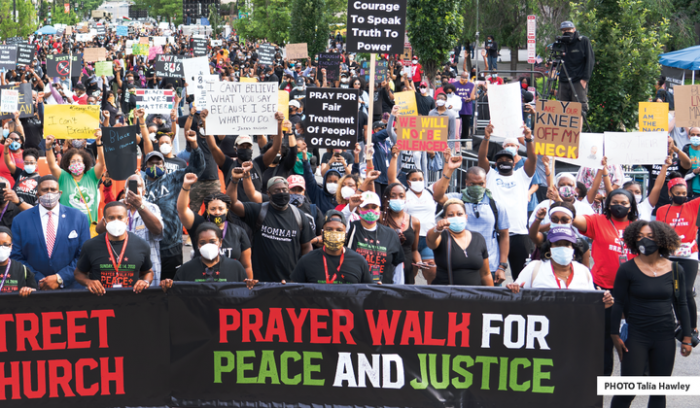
[544,252,551,260]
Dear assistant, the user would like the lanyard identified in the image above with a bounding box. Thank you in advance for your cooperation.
[608,217,629,255]
[322,247,345,284]
[552,263,574,289]
[222,221,228,238]
[378,140,389,156]
[128,210,134,231]
[0,260,11,292]
[105,233,129,273]
[0,202,9,223]
[663,203,685,229]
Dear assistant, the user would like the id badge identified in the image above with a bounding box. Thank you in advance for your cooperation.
[618,255,627,265]
[370,265,382,282]
[386,158,390,168]
[113,282,122,288]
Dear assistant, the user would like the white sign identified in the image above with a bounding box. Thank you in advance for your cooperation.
[527,15,536,64]
[182,56,210,84]
[557,133,605,169]
[604,132,668,165]
[205,81,279,136]
[211,40,222,47]
[135,89,175,115]
[153,36,167,46]
[1,89,18,113]
[193,74,218,110]
[76,33,94,42]
[487,82,524,139]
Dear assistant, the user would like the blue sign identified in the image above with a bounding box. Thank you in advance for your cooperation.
[116,25,128,37]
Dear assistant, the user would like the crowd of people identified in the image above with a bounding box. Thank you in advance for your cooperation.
[0,19,696,407]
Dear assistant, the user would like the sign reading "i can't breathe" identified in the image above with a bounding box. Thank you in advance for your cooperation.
[346,0,407,54]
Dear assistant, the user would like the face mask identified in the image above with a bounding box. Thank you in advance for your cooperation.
[149,133,157,141]
[341,78,349,83]
[145,165,165,178]
[68,162,85,176]
[200,243,220,260]
[24,164,36,174]
[341,186,356,200]
[208,214,226,227]
[359,208,380,223]
[323,230,346,251]
[270,192,290,208]
[550,246,574,266]
[159,143,172,155]
[436,100,446,107]
[691,136,700,147]
[106,220,127,237]
[609,204,630,218]
[39,192,60,209]
[412,60,418,65]
[522,83,528,89]
[637,237,659,255]
[504,146,518,156]
[389,199,406,212]
[9,141,21,151]
[237,148,253,162]
[409,181,425,193]
[326,182,338,194]
[448,216,467,233]
[0,246,10,262]
[420,87,428,94]
[672,194,688,205]
[634,194,643,204]
[2,129,8,137]
[72,140,86,149]
[290,194,305,206]
[497,162,513,174]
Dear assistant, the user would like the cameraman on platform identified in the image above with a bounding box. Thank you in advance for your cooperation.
[557,21,594,114]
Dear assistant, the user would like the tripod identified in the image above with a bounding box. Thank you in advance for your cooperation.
[544,53,592,133]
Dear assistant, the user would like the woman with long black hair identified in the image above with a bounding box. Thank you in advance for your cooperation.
[380,182,421,284]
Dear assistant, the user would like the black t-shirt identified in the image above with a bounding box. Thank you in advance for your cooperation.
[379,87,394,113]
[188,213,251,260]
[0,201,21,228]
[217,135,238,158]
[321,151,353,175]
[415,92,436,116]
[292,248,371,283]
[0,260,37,293]
[242,202,314,282]
[77,232,153,288]
[13,170,40,205]
[222,156,266,203]
[432,231,488,286]
[164,156,188,174]
[644,154,687,212]
[290,88,305,102]
[347,221,404,283]
[174,256,247,283]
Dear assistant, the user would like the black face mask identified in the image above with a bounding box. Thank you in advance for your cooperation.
[638,237,659,255]
[497,163,513,174]
[672,194,688,205]
[237,148,253,162]
[270,192,290,209]
[609,204,630,219]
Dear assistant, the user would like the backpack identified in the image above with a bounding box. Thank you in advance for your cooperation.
[255,202,304,234]
[660,89,675,111]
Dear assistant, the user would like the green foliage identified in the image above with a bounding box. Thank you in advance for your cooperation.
[406,0,464,81]
[132,0,184,25]
[479,0,533,70]
[209,4,221,36]
[290,0,330,57]
[0,0,38,39]
[572,0,669,132]
[51,8,79,26]
[235,0,291,45]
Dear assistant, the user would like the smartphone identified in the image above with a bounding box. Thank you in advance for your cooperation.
[128,180,138,195]
[0,182,6,193]
[233,168,244,174]
[333,152,341,157]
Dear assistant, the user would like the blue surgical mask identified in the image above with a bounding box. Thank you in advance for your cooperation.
[9,141,20,151]
[550,246,574,266]
[691,136,700,147]
[504,146,518,156]
[389,199,406,212]
[448,216,467,233]
[2,129,8,138]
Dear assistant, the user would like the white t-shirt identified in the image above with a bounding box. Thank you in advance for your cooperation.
[486,167,533,235]
[405,186,437,236]
[515,260,595,290]
[528,198,596,227]
[637,198,653,221]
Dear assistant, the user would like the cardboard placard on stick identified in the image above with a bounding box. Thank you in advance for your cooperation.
[286,43,308,60]
[0,84,33,119]
[394,91,418,115]
[534,100,582,158]
[394,115,450,152]
[45,105,101,139]
[673,85,700,128]
[346,0,407,54]
[304,88,360,148]
[638,102,668,132]
[103,126,139,181]
[84,47,106,62]
[205,81,279,136]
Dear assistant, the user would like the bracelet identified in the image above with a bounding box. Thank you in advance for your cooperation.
[443,173,451,179]
[536,217,544,221]
[682,342,693,346]
[230,179,240,184]
[140,279,152,285]
[524,138,533,143]
[602,174,609,177]
[434,227,445,233]
[181,187,190,191]
[497,266,506,271]
[96,143,103,146]
[544,173,551,177]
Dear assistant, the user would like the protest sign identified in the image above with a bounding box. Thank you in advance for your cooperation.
[5,36,23,45]
[154,55,184,78]
[46,54,81,77]
[638,102,668,132]
[0,83,33,119]
[16,44,35,67]
[533,100,582,159]
[402,47,412,60]
[394,115,449,151]
[45,105,101,139]
[153,36,167,46]
[557,133,605,170]
[132,43,149,56]
[191,38,207,56]
[75,33,94,42]
[394,91,418,115]
[488,82,526,139]
[286,43,308,60]
[205,81,279,136]
[211,39,222,46]
[96,23,105,35]
[0,89,18,113]
[0,45,17,70]
[346,0,407,54]
[192,74,218,110]
[65,26,72,35]
[673,85,700,128]
[182,56,210,83]
[240,77,257,83]
[279,90,290,129]
[604,131,668,165]
[258,44,276,65]
[139,37,150,45]
[103,125,139,180]
[362,59,389,84]
[148,46,163,60]
[84,47,106,62]
[318,53,341,81]
[95,61,113,77]
[304,88,360,148]
[116,25,128,36]
[135,89,175,114]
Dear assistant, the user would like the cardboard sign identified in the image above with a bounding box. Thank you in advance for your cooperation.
[487,82,524,139]
[132,44,149,56]
[190,38,207,57]
[16,44,35,67]
[401,47,412,61]
[286,43,308,60]
[558,133,605,170]
[394,115,449,151]
[148,46,163,60]
[534,100,582,159]
[96,24,105,35]
[103,126,139,181]
[46,54,82,77]
[205,81,279,136]
[304,88,360,148]
[116,25,128,37]
[394,91,418,115]
[154,55,184,78]
[240,77,257,83]
[0,89,18,113]
[604,131,668,165]
[278,90,290,127]
[346,0,407,54]
[258,44,276,65]
[182,57,210,83]
[95,61,113,77]
[135,89,175,114]
[0,84,33,120]
[638,102,668,132]
[139,37,150,45]
[84,47,106,62]
[153,37,167,46]
[673,85,700,128]
[0,45,17,71]
[75,33,94,42]
[192,74,217,110]
[318,53,341,82]
[45,105,101,139]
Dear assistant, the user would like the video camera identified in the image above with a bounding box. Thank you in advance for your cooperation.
[550,32,573,60]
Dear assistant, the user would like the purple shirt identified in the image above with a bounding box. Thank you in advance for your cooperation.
[454,81,475,116]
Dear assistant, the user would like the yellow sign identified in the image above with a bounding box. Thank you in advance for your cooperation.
[45,105,101,139]
[278,90,290,130]
[639,102,669,132]
[240,77,258,83]
[394,91,418,115]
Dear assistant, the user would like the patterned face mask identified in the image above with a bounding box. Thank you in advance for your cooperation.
[323,230,346,251]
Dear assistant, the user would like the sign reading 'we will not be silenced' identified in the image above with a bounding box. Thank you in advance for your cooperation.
[346,0,406,54]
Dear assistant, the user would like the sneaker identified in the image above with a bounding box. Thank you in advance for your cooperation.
[692,330,700,348]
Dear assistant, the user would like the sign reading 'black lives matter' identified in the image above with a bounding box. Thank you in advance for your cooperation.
[304,88,360,148]
[346,0,407,53]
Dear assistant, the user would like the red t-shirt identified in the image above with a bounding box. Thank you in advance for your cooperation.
[487,77,504,85]
[582,214,636,288]
[411,63,423,82]
[656,198,700,253]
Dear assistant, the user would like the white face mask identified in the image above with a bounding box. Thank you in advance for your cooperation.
[341,186,356,200]
[412,60,418,65]
[0,246,10,262]
[410,180,425,193]
[635,194,643,204]
[436,100,446,107]
[149,132,157,141]
[326,182,338,194]
[200,243,219,260]
[106,220,127,237]
[160,143,172,155]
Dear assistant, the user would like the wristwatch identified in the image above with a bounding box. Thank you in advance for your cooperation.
[56,274,64,288]
[138,203,146,211]
[14,196,24,206]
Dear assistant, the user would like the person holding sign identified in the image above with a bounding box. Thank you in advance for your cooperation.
[428,93,457,149]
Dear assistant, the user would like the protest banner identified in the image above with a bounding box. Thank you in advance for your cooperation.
[318,53,341,81]
[135,89,175,115]
[604,131,668,165]
[0,284,604,408]
[103,126,139,180]
[183,56,210,83]
[533,100,582,159]
[0,89,18,113]
[258,44,276,65]
[0,45,17,70]
[638,102,669,132]
[116,25,128,36]
[205,81,279,136]
[132,44,149,56]
[487,82,524,139]
[96,23,105,35]
[46,54,81,77]
[191,38,208,57]
[556,133,605,169]
[394,91,418,115]
[83,47,106,62]
[346,0,407,54]
[0,84,33,119]
[16,44,35,67]
[394,115,449,151]
[673,85,700,128]
[95,61,113,77]
[286,43,308,60]
[148,46,163,60]
[304,88,359,148]
[45,105,101,139]
[154,55,184,78]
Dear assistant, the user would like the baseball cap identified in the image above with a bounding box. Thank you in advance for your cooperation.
[267,176,288,189]
[372,121,386,130]
[493,149,514,161]
[235,135,253,146]
[287,174,305,190]
[144,151,165,163]
[323,209,347,226]
[289,100,301,109]
[560,21,575,30]
[359,191,381,208]
[548,226,577,244]
[419,81,428,88]
[295,77,304,86]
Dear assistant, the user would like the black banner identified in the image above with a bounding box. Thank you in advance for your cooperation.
[103,126,138,181]
[16,44,35,67]
[305,88,360,149]
[0,45,17,71]
[46,54,82,78]
[190,38,207,57]
[258,44,276,65]
[153,54,183,78]
[318,53,341,82]
[346,0,407,54]
[0,284,604,408]
[0,84,34,120]
[5,37,24,45]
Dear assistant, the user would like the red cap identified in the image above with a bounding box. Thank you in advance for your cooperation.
[419,81,428,87]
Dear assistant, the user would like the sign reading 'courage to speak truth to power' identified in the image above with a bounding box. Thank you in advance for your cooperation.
[346,0,406,54]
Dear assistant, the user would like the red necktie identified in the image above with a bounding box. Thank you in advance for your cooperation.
[46,211,55,258]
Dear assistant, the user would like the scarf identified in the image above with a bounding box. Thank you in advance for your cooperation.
[461,185,493,204]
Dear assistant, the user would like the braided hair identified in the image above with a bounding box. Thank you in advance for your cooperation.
[380,182,407,244]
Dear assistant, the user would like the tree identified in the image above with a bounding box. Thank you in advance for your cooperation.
[289,0,329,57]
[0,0,38,39]
[235,0,291,45]
[407,0,464,82]
[209,4,221,37]
[571,0,669,132]
[132,0,183,25]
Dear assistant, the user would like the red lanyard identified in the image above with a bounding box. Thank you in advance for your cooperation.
[322,247,344,284]
[106,233,129,273]
[552,263,574,289]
